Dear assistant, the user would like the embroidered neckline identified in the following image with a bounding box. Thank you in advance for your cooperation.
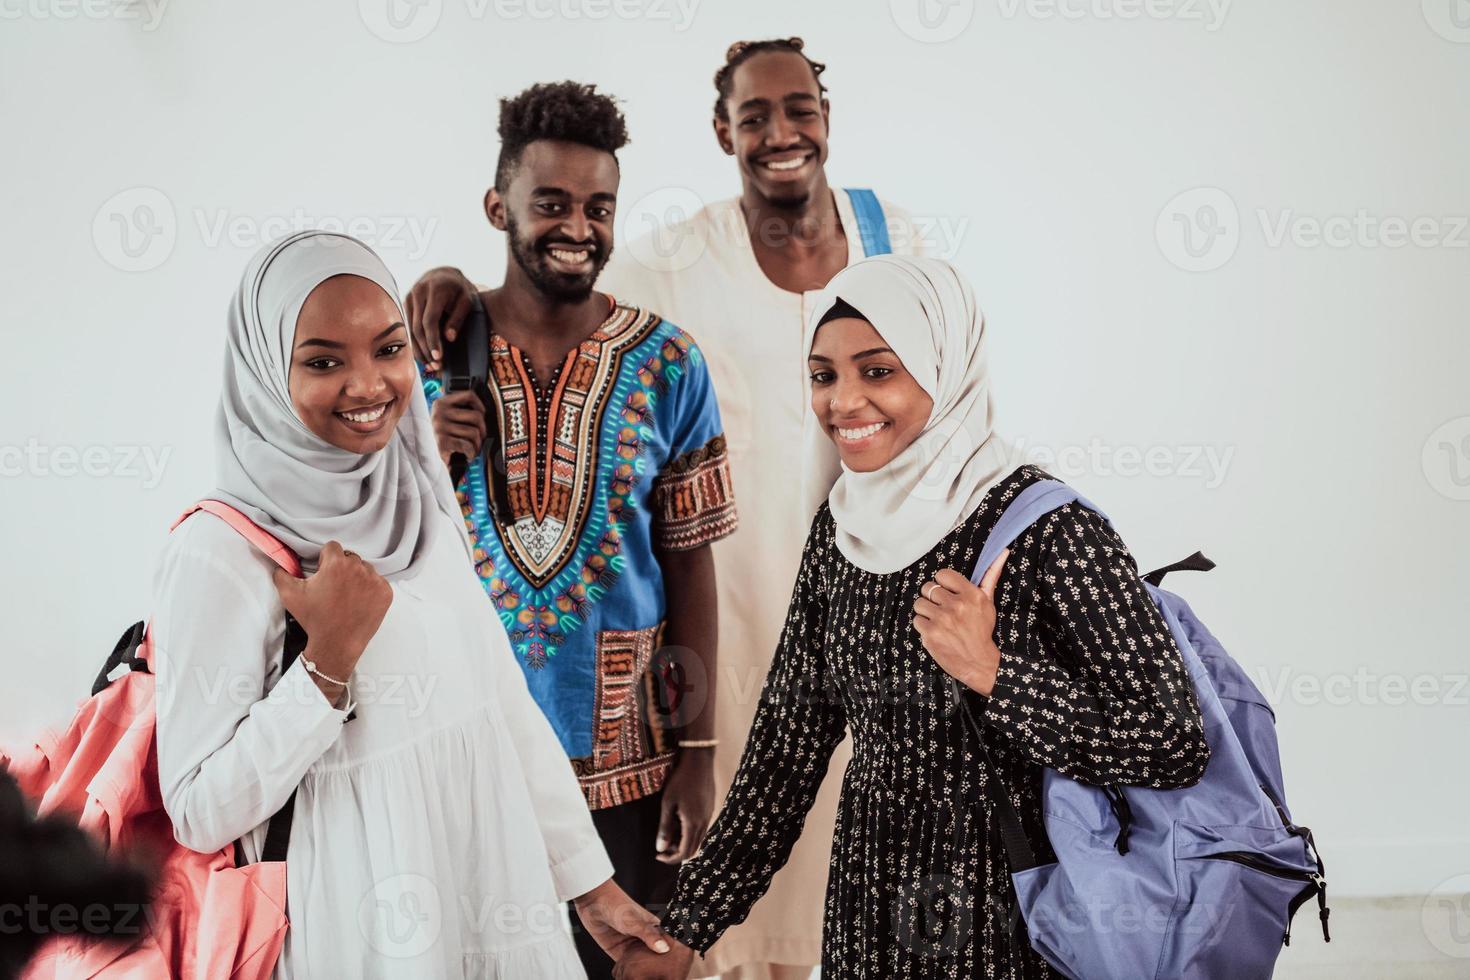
[483,302,658,589]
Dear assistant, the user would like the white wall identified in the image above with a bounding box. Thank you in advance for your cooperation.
[1,0,1465,901]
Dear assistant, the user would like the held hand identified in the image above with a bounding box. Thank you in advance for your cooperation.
[912,550,1009,696]
[612,940,695,980]
[655,751,714,864]
[270,541,392,682]
[404,266,476,374]
[572,879,675,963]
[430,389,489,473]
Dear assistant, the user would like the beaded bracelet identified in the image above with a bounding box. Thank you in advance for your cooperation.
[677,738,718,749]
[301,656,350,688]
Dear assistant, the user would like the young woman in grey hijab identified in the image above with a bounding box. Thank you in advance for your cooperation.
[151,231,674,979]
[621,255,1209,979]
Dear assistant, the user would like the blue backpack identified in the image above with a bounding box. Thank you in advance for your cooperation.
[961,480,1330,980]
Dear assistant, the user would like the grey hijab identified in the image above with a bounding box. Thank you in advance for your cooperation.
[213,231,466,575]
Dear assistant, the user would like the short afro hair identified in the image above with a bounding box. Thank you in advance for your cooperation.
[495,81,630,190]
[713,37,828,121]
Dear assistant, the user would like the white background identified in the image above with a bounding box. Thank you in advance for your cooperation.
[1,0,1466,914]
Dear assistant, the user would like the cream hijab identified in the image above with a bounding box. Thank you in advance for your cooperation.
[800,254,1017,575]
[213,231,467,576]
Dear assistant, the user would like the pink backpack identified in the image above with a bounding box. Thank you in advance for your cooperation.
[1,502,304,979]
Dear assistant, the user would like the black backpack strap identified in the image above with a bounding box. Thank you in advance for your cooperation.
[1142,551,1215,587]
[259,788,298,865]
[1101,784,1134,855]
[92,621,149,696]
[961,696,1138,876]
[958,697,1039,873]
[240,613,309,866]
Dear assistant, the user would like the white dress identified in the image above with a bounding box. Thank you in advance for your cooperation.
[151,507,612,979]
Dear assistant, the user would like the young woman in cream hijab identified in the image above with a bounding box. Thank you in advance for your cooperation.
[151,231,674,979]
[618,255,1211,979]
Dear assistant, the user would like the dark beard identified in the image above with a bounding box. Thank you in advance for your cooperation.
[505,211,610,303]
[762,188,812,210]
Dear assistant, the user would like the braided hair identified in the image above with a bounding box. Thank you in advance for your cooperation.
[713,37,828,120]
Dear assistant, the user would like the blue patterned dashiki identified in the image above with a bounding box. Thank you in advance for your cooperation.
[422,300,737,809]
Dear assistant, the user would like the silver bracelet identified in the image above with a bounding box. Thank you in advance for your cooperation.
[301,656,350,688]
[677,738,718,749]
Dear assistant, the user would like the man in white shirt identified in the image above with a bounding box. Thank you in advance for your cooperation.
[409,38,926,980]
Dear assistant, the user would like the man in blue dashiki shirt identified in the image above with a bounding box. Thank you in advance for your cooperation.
[418,82,737,980]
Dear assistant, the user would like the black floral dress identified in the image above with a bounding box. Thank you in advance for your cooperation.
[660,466,1211,978]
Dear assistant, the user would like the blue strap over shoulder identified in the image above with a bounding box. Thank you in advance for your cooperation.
[971,479,1108,585]
[845,188,892,257]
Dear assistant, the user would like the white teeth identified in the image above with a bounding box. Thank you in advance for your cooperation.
[836,422,886,441]
[550,248,590,264]
[763,156,807,171]
[339,403,388,423]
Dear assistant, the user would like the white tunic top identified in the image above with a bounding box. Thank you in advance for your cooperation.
[151,507,613,979]
[598,190,925,972]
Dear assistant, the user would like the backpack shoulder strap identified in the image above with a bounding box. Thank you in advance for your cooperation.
[963,478,1104,875]
[971,479,1108,584]
[965,479,1138,871]
[173,500,302,578]
[844,188,892,257]
[171,500,306,866]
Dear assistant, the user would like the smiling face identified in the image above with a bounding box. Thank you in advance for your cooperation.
[715,49,829,208]
[488,139,618,302]
[809,316,935,472]
[288,273,416,454]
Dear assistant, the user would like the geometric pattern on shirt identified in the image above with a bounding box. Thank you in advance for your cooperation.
[653,435,738,552]
[570,624,678,810]
[487,303,659,587]
[436,309,711,671]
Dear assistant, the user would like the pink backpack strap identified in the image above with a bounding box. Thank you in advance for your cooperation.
[172,500,303,578]
[126,502,302,675]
